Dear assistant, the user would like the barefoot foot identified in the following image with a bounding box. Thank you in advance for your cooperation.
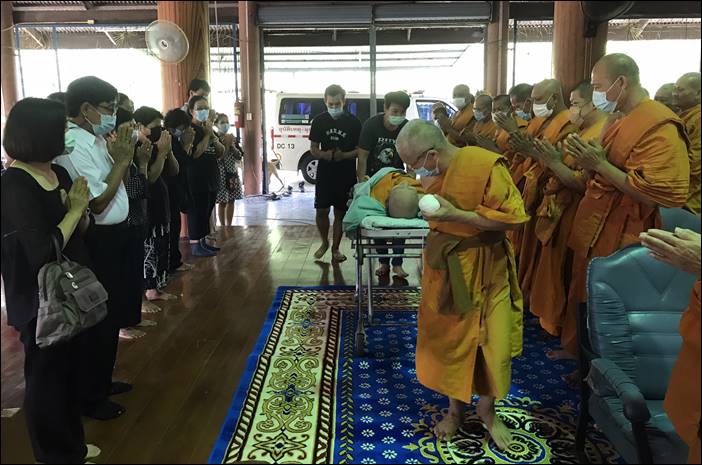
[434,411,462,442]
[141,301,162,314]
[314,243,329,259]
[392,265,409,278]
[331,249,347,263]
[376,264,390,277]
[479,408,513,451]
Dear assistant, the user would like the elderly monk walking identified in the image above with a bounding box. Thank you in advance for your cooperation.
[508,80,578,303]
[434,84,475,147]
[673,72,701,214]
[561,54,690,369]
[527,80,608,353]
[396,120,529,449]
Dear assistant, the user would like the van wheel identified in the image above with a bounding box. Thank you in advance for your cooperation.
[299,152,318,185]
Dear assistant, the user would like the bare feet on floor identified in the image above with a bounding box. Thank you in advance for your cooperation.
[314,242,329,259]
[392,265,409,278]
[331,249,347,263]
[546,349,577,361]
[145,290,177,302]
[119,328,145,340]
[478,397,513,451]
[434,410,463,442]
[376,264,390,276]
[141,301,162,314]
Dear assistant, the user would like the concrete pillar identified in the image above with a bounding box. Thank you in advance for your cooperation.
[156,1,210,112]
[552,1,608,100]
[1,1,19,118]
[485,1,510,96]
[238,1,263,195]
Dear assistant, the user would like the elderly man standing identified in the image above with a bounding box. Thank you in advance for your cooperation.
[396,120,529,449]
[673,72,701,214]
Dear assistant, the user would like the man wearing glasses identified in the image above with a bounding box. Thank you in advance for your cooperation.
[55,76,136,421]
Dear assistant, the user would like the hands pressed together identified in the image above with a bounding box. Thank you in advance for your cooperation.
[640,228,702,277]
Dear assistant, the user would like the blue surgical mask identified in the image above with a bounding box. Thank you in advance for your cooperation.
[592,80,622,114]
[474,110,486,122]
[195,109,209,122]
[415,152,439,177]
[327,107,343,119]
[89,112,116,136]
[388,115,406,126]
[217,123,230,134]
[516,110,531,121]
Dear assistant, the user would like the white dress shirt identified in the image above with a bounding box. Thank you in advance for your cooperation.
[54,122,129,226]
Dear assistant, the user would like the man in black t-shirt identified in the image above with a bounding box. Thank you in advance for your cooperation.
[356,91,411,181]
[309,84,361,263]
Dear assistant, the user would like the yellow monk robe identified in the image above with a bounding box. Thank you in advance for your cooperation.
[370,171,424,204]
[665,280,701,464]
[681,104,701,214]
[529,116,607,336]
[496,117,529,165]
[506,116,549,257]
[517,110,578,303]
[562,99,691,355]
[448,106,475,147]
[472,118,498,140]
[417,148,529,403]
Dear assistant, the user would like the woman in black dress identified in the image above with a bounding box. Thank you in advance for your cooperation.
[1,98,101,463]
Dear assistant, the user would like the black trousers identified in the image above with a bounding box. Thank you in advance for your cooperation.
[79,221,136,408]
[168,186,182,271]
[20,318,88,464]
[188,191,213,241]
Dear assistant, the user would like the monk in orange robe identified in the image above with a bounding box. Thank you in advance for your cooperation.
[396,119,529,450]
[673,72,701,214]
[434,84,475,147]
[562,53,690,368]
[655,83,680,114]
[508,80,579,303]
[481,94,529,165]
[468,94,498,143]
[640,227,701,464]
[527,80,608,352]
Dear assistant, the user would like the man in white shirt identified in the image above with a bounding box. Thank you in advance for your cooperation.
[55,76,135,421]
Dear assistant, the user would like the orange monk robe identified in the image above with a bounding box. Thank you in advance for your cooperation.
[417,148,529,403]
[448,106,475,147]
[681,104,701,214]
[529,116,607,337]
[472,118,498,139]
[517,110,578,303]
[370,171,424,204]
[496,117,529,165]
[506,116,549,257]
[562,99,691,355]
[665,281,701,464]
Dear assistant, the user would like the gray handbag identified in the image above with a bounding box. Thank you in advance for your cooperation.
[36,235,108,348]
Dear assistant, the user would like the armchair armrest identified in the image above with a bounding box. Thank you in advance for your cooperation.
[587,358,651,424]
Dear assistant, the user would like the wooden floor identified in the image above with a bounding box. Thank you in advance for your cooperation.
[1,225,421,464]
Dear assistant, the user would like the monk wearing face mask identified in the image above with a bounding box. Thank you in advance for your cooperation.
[434,84,476,147]
[527,80,608,370]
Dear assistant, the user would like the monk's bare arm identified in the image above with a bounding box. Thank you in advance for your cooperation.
[594,161,656,207]
[447,209,522,231]
[546,161,587,193]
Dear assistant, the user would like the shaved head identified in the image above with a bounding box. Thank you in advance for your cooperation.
[453,84,471,99]
[509,83,533,114]
[573,79,594,102]
[673,72,701,111]
[593,53,640,87]
[493,94,511,113]
[474,94,493,116]
[531,79,566,115]
[655,83,678,112]
[396,119,448,165]
[387,183,420,219]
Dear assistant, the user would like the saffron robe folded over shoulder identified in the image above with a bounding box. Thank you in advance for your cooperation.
[561,99,690,355]
[448,106,475,148]
[416,147,529,403]
[496,116,529,165]
[681,104,701,214]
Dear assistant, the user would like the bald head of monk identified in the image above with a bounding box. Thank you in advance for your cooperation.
[396,119,453,178]
[387,182,420,219]
[673,72,701,112]
[493,95,512,114]
[655,83,679,113]
[569,79,598,128]
[591,53,646,115]
[531,79,567,119]
[452,84,471,110]
[474,94,493,122]
[509,83,534,119]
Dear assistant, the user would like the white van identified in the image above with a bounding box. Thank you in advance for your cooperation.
[271,92,457,184]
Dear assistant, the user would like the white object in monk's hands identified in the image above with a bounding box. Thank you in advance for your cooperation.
[419,194,441,214]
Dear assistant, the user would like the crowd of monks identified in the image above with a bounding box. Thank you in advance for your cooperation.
[410,52,700,460]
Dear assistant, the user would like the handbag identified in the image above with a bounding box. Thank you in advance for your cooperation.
[36,235,108,348]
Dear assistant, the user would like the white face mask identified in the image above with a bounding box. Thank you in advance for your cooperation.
[217,123,230,134]
[453,97,466,109]
[532,95,554,119]
[592,79,622,113]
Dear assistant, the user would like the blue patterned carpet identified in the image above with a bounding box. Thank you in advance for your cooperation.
[209,287,622,464]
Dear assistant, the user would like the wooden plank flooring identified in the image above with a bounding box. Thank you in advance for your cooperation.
[1,225,421,464]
